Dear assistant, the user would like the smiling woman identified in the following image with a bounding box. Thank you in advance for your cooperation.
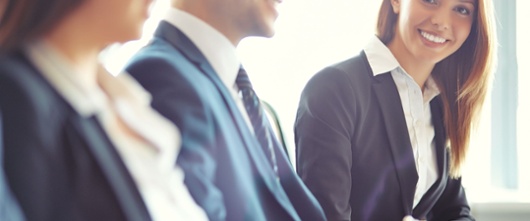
[293,0,496,220]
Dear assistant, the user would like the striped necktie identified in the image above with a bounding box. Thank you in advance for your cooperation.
[236,67,278,176]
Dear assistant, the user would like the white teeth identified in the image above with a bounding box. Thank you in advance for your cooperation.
[420,31,447,43]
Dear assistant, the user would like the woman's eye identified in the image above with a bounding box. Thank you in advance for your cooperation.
[423,0,438,5]
[455,7,471,15]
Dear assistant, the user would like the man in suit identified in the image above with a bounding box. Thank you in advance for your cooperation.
[125,0,325,220]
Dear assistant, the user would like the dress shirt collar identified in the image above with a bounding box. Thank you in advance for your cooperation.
[163,8,240,89]
[364,35,440,97]
[24,40,152,118]
[364,35,401,77]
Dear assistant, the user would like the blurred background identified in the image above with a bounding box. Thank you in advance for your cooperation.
[101,0,529,220]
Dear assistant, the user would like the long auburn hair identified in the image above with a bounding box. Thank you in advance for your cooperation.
[376,0,497,178]
[0,0,85,52]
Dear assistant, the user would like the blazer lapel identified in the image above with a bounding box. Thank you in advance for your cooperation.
[372,70,418,215]
[412,96,448,218]
[69,116,151,221]
[154,21,298,219]
[153,22,257,152]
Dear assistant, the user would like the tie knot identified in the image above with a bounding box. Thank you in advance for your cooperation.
[236,67,252,90]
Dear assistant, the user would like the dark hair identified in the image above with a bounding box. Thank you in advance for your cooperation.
[376,0,497,177]
[0,0,85,52]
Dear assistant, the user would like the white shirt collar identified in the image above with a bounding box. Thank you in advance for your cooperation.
[364,35,401,76]
[364,35,440,96]
[24,41,152,118]
[163,8,240,89]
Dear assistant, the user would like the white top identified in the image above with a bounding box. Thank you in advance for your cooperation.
[364,36,440,208]
[25,41,208,221]
[162,8,254,132]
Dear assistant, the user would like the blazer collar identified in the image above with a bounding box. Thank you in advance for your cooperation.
[412,96,448,218]
[154,21,209,70]
[365,50,419,215]
[70,116,151,221]
[365,48,448,217]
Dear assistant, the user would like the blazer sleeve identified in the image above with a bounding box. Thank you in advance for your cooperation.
[126,56,225,221]
[295,66,356,221]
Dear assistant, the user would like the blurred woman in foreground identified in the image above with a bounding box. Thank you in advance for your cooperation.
[0,0,208,220]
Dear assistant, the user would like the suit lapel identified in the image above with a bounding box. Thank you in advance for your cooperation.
[412,96,448,218]
[371,68,418,215]
[431,96,447,181]
[154,21,298,219]
[69,116,151,221]
[153,22,257,151]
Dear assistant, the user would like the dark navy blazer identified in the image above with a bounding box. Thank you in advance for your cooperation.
[0,52,151,221]
[126,21,325,221]
[295,51,474,221]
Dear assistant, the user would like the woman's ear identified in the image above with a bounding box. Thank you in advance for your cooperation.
[391,0,400,14]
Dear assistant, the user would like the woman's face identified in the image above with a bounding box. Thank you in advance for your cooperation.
[83,0,153,44]
[389,0,476,65]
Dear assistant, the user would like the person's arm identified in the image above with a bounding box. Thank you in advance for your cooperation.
[126,55,225,221]
[295,66,356,221]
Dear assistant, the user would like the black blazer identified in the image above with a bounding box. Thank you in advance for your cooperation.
[0,52,151,221]
[295,51,474,221]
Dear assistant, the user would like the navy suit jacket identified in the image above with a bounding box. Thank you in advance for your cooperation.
[0,52,151,221]
[126,21,325,221]
[295,52,474,221]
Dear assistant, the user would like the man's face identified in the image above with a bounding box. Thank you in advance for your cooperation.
[212,0,282,42]
[243,0,282,38]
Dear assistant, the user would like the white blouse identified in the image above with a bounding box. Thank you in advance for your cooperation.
[364,36,440,209]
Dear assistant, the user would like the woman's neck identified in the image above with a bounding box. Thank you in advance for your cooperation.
[387,39,434,91]
[42,17,105,88]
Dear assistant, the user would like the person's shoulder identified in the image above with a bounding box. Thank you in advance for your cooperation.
[309,51,371,85]
[0,52,32,76]
[126,38,192,73]
[130,39,179,61]
[0,52,65,109]
[327,51,371,77]
[0,52,71,136]
[0,52,46,90]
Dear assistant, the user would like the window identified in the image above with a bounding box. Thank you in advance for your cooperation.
[463,0,529,206]
[516,0,530,201]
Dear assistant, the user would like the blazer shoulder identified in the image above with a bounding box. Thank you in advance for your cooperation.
[303,51,373,97]
[331,51,372,77]
[0,53,69,111]
[309,51,372,85]
[128,39,181,66]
